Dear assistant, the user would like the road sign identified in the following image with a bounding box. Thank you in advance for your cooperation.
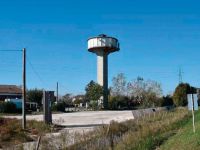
[187,94,198,111]
[187,94,198,133]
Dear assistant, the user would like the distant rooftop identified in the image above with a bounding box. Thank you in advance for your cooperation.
[0,85,22,94]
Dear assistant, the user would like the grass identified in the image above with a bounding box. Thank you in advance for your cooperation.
[0,117,53,149]
[114,108,191,150]
[39,108,190,150]
[1,108,195,149]
[159,109,200,150]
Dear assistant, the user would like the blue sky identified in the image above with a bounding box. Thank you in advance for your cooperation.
[0,0,200,95]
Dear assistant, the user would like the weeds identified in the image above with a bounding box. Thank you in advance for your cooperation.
[0,117,53,149]
[0,108,191,150]
[115,108,190,150]
[47,108,190,150]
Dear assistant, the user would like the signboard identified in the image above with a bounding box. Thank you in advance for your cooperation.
[187,94,198,111]
[187,93,198,133]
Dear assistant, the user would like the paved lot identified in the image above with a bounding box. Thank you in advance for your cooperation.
[5,111,134,126]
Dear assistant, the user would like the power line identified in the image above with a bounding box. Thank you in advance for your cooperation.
[0,49,22,52]
[26,55,48,87]
[58,82,68,90]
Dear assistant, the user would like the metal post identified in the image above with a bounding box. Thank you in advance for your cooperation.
[22,48,26,129]
[192,94,195,133]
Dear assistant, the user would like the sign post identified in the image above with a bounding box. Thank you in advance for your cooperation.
[187,93,198,133]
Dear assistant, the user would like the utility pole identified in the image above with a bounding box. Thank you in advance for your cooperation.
[56,82,58,103]
[22,48,26,129]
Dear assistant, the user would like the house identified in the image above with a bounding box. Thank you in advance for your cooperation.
[0,85,22,101]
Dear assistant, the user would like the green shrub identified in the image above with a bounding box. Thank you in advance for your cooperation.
[173,83,195,106]
[0,102,18,113]
[109,96,129,110]
[162,95,174,106]
[89,100,98,110]
[51,102,65,112]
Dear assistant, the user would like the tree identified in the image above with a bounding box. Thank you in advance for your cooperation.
[74,99,83,105]
[173,83,195,106]
[27,88,43,106]
[111,73,127,96]
[85,80,103,102]
[162,95,174,106]
[62,93,73,106]
[109,95,129,110]
[0,102,18,113]
[127,77,162,107]
[73,95,85,105]
[51,101,66,112]
[127,77,145,104]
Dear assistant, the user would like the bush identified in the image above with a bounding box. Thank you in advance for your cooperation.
[162,95,174,106]
[109,96,129,110]
[27,88,43,106]
[173,83,192,106]
[89,100,98,110]
[51,102,66,112]
[109,96,118,110]
[0,102,19,113]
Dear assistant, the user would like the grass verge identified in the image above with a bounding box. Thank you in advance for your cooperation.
[159,109,200,150]
[64,108,191,150]
[1,108,193,150]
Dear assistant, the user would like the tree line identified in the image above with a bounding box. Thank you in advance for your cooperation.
[13,73,197,112]
[84,73,196,110]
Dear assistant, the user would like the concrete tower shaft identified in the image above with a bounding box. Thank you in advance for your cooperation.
[97,51,108,108]
[97,51,108,86]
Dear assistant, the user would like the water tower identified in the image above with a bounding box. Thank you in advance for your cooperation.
[87,34,120,109]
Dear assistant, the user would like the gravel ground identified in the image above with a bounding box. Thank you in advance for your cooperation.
[4,111,134,126]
